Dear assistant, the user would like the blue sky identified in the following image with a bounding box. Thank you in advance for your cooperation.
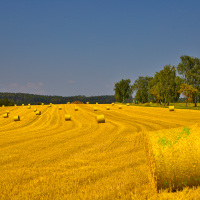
[1,0,200,97]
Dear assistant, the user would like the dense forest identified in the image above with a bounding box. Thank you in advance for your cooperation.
[0,93,116,106]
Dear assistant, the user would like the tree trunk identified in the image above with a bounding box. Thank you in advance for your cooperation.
[195,95,197,107]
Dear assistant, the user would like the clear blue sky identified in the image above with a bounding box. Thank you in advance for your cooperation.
[1,0,200,97]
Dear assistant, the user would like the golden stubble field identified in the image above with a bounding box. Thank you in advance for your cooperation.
[1,104,200,199]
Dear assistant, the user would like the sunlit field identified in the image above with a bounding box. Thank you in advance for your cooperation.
[1,104,200,199]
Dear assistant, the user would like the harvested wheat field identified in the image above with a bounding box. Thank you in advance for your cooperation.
[1,104,200,199]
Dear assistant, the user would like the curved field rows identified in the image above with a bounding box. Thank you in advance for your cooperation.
[1,104,200,199]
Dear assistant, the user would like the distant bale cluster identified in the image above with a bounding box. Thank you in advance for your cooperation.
[71,101,84,104]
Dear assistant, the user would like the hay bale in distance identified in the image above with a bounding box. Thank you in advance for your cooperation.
[36,111,41,115]
[22,104,24,106]
[106,106,110,110]
[96,102,98,104]
[112,103,114,106]
[49,105,51,107]
[14,116,20,121]
[96,115,105,123]
[67,102,70,104]
[14,104,17,106]
[94,107,97,111]
[169,106,174,111]
[28,104,30,106]
[34,109,37,112]
[28,106,31,109]
[126,103,130,106]
[59,107,62,110]
[6,110,10,114]
[42,103,44,106]
[119,105,122,109]
[74,107,78,111]
[144,124,200,191]
[65,114,71,121]
[86,102,89,104]
[3,113,8,118]
[2,105,4,107]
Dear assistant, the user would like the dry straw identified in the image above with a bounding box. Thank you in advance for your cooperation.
[65,114,71,121]
[106,106,110,110]
[94,107,97,111]
[3,113,8,118]
[36,111,41,115]
[59,107,62,110]
[169,106,175,111]
[96,114,105,123]
[74,107,78,111]
[144,124,200,192]
[119,105,122,109]
[14,116,20,121]
[34,109,37,112]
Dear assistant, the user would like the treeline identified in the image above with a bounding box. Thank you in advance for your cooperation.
[0,93,116,106]
[114,55,200,107]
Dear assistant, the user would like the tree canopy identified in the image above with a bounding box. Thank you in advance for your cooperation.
[132,76,153,103]
[114,79,133,103]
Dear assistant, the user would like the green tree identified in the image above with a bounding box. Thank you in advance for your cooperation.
[177,55,200,107]
[132,76,153,103]
[149,65,181,106]
[178,83,198,107]
[114,79,133,103]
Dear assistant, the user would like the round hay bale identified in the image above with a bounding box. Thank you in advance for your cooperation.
[94,107,97,111]
[144,124,200,192]
[65,114,71,121]
[6,110,10,114]
[112,103,114,106]
[106,106,110,110]
[34,109,37,112]
[74,107,78,111]
[14,116,20,121]
[28,106,31,109]
[3,113,8,118]
[22,104,24,106]
[86,102,89,104]
[126,103,130,106]
[36,111,41,115]
[59,107,62,110]
[28,104,30,106]
[49,104,52,107]
[42,103,44,106]
[119,105,122,109]
[2,105,4,107]
[96,102,98,104]
[96,115,105,123]
[169,106,174,111]
[67,102,70,104]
